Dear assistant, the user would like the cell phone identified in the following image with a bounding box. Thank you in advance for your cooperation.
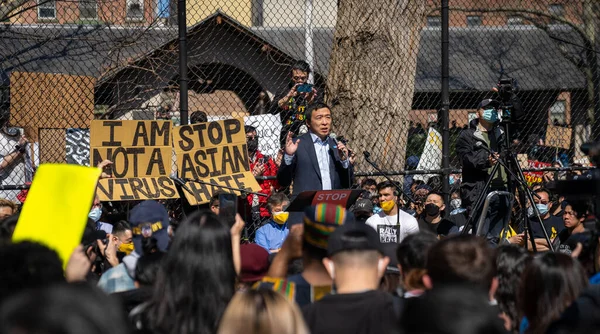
[296,83,313,93]
[258,157,267,164]
[219,193,238,227]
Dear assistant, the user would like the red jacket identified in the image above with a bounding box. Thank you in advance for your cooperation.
[247,151,280,218]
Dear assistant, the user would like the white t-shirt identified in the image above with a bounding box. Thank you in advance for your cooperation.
[365,210,419,243]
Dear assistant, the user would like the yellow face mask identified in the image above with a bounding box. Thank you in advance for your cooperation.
[272,211,289,225]
[380,199,396,213]
[118,242,135,255]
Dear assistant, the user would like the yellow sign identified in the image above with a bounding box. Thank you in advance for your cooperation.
[12,164,101,267]
[173,118,261,205]
[90,120,179,201]
[96,176,179,201]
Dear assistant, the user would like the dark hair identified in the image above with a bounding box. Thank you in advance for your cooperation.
[361,178,377,187]
[396,233,438,290]
[210,191,224,207]
[0,283,129,334]
[244,125,256,134]
[565,200,588,219]
[146,211,235,334]
[534,187,552,199]
[291,60,311,74]
[0,213,19,245]
[518,253,588,334]
[426,235,496,292]
[190,111,208,124]
[495,245,532,333]
[113,220,131,236]
[0,241,65,301]
[411,179,425,189]
[377,181,398,196]
[426,176,443,193]
[305,102,331,122]
[135,252,165,286]
[400,284,506,334]
[267,192,289,212]
[425,191,444,203]
[141,237,159,255]
[303,242,328,261]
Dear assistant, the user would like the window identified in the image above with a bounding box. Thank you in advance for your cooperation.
[79,0,97,19]
[549,100,567,124]
[426,16,441,27]
[38,0,56,19]
[507,16,523,25]
[126,0,144,20]
[466,15,482,26]
[549,4,565,18]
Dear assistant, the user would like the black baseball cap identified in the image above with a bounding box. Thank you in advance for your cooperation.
[327,222,384,257]
[478,99,500,109]
[353,198,373,215]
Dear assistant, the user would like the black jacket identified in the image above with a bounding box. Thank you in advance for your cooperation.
[455,119,507,210]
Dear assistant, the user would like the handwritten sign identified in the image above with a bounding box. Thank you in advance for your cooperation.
[66,128,90,166]
[91,120,179,201]
[208,114,282,157]
[545,125,571,150]
[173,118,261,205]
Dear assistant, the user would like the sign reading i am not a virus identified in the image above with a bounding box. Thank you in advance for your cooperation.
[173,118,261,205]
[91,120,179,201]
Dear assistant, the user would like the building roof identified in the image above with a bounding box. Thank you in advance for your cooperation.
[0,13,587,92]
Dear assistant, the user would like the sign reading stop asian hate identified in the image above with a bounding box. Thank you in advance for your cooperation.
[91,120,179,201]
[173,118,261,205]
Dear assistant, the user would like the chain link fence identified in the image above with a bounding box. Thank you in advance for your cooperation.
[0,0,597,239]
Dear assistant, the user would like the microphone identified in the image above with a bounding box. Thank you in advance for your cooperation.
[170,175,193,195]
[363,151,377,168]
[330,133,347,160]
[363,151,371,159]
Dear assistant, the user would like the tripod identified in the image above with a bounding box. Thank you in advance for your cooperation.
[461,121,555,252]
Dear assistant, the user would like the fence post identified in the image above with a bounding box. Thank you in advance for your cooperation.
[440,0,450,204]
[178,0,188,126]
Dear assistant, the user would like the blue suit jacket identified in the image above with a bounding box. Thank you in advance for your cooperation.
[277,132,352,196]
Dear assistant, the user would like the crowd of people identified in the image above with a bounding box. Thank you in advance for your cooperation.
[1,60,600,334]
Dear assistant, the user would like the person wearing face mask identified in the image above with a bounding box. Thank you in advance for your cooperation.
[366,181,419,244]
[112,221,135,259]
[417,192,456,237]
[254,193,290,253]
[245,125,280,223]
[524,188,567,252]
[456,99,511,245]
[89,195,112,234]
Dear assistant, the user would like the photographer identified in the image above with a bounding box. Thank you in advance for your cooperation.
[456,99,510,245]
[271,60,323,147]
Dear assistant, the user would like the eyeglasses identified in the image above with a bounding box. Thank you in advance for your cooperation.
[292,76,307,81]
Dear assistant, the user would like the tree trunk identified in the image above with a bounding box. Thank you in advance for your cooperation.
[326,0,426,174]
[583,0,600,141]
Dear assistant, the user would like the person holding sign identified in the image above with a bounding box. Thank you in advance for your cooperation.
[277,103,352,197]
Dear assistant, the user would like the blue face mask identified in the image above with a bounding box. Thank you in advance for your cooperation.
[528,203,549,217]
[481,109,498,123]
[88,207,102,223]
[449,176,455,185]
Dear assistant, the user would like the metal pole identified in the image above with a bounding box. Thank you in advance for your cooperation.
[304,0,314,83]
[440,0,451,204]
[178,0,188,125]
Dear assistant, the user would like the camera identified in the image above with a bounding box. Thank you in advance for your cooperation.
[497,78,515,102]
[296,83,313,93]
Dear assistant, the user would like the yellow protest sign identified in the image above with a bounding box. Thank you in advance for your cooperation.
[97,176,179,201]
[12,164,101,267]
[173,118,261,205]
[90,120,179,201]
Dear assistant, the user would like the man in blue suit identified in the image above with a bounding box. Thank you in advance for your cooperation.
[277,102,352,198]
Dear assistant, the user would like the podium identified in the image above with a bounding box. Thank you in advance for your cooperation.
[286,189,363,225]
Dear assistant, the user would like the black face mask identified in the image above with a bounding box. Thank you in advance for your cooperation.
[424,203,440,217]
[247,138,259,152]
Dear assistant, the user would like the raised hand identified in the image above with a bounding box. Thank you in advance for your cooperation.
[284,132,299,156]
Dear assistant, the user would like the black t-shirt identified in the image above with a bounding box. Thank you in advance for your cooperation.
[417,216,455,236]
[529,215,564,239]
[554,230,590,255]
[302,290,399,334]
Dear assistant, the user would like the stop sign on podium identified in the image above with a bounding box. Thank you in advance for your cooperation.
[286,190,363,212]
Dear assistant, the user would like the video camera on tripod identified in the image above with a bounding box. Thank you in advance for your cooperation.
[496,77,517,124]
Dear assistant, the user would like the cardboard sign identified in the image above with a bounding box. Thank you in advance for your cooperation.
[173,118,261,205]
[12,164,101,267]
[91,120,178,201]
[91,120,172,178]
[96,176,179,201]
[545,125,572,150]
[207,114,283,157]
[524,160,552,185]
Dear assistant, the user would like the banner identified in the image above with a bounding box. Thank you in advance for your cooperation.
[413,127,443,183]
[524,160,552,185]
[173,118,261,205]
[91,120,179,201]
